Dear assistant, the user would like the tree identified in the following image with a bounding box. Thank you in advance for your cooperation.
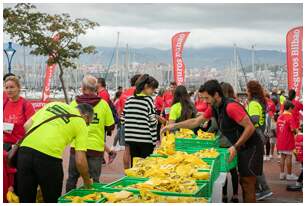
[4,3,99,103]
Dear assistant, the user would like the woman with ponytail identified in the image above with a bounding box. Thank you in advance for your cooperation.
[122,74,159,166]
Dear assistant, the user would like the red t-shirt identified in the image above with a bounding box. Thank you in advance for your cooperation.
[276,112,295,151]
[195,99,207,113]
[295,133,303,162]
[98,88,111,104]
[195,99,213,118]
[114,99,120,115]
[203,102,246,123]
[266,98,276,117]
[291,99,303,129]
[117,87,136,114]
[155,96,164,112]
[162,91,174,118]
[3,97,35,144]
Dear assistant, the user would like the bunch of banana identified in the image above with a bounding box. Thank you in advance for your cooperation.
[154,195,208,203]
[64,192,102,203]
[7,191,19,203]
[193,148,219,158]
[140,190,208,203]
[125,152,210,180]
[154,132,176,155]
[129,177,198,194]
[125,157,166,178]
[102,190,134,203]
[104,190,208,203]
[175,128,194,138]
[197,130,215,140]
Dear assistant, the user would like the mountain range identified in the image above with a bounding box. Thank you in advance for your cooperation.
[4,43,286,69]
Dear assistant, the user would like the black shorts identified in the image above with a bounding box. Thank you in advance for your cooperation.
[237,142,264,177]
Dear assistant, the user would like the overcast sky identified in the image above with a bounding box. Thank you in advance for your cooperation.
[4,3,303,50]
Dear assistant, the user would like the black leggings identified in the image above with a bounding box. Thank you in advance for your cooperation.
[298,171,303,183]
[223,167,239,196]
[17,147,63,203]
[265,139,271,156]
[127,142,154,167]
[298,164,303,183]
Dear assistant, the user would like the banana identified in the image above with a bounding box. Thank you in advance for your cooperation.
[6,191,12,203]
[193,148,219,158]
[197,130,215,140]
[64,192,103,203]
[104,190,208,203]
[7,191,19,203]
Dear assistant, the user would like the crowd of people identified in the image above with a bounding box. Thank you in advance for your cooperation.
[3,72,303,203]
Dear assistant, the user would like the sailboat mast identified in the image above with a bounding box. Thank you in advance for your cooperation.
[115,32,120,90]
[233,44,238,93]
[252,45,256,79]
[125,44,129,88]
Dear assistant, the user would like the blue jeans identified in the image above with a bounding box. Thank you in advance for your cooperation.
[113,122,125,147]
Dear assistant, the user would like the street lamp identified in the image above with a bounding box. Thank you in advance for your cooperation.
[4,42,16,74]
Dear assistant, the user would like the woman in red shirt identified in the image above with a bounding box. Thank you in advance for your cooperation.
[288,89,303,129]
[155,89,165,114]
[3,76,35,151]
[162,81,177,119]
[276,100,298,181]
[154,88,165,143]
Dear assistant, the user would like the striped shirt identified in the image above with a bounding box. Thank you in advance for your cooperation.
[123,95,158,144]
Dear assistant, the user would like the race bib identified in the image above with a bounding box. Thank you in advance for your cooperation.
[4,122,14,133]
[164,107,171,115]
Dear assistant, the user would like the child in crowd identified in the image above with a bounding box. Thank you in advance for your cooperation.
[268,114,277,158]
[276,101,298,181]
[287,126,303,191]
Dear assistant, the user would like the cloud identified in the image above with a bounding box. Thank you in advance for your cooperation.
[4,3,302,50]
[78,26,290,51]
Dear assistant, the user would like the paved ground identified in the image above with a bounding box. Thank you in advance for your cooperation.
[225,155,303,203]
[61,132,303,203]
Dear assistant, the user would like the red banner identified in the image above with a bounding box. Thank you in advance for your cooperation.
[171,32,190,85]
[286,26,303,98]
[42,33,60,101]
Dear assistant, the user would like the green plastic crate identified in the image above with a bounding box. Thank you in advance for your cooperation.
[177,147,237,173]
[78,182,107,190]
[104,176,208,197]
[149,153,168,158]
[175,147,221,178]
[175,132,221,150]
[96,187,140,203]
[100,188,211,203]
[104,177,144,193]
[216,148,238,172]
[196,168,213,198]
[175,138,219,150]
[197,160,219,198]
[91,182,107,190]
[204,159,220,182]
[58,189,105,203]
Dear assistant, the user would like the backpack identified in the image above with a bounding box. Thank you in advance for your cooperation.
[108,101,119,124]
